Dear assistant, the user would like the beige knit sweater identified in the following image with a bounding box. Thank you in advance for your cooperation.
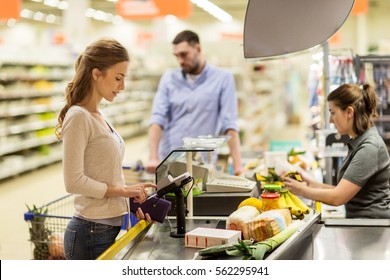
[62,106,127,220]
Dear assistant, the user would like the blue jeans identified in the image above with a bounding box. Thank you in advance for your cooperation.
[64,216,121,260]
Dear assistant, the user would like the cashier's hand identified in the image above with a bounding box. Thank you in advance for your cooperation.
[124,182,156,203]
[233,166,246,176]
[283,176,308,197]
[135,207,153,223]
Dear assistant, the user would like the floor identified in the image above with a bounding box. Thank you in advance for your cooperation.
[0,134,149,260]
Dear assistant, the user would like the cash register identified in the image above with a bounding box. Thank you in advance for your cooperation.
[155,149,259,216]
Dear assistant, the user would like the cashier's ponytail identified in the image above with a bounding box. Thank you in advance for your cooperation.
[55,38,129,140]
[327,83,379,136]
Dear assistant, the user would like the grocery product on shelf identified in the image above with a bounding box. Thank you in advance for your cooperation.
[0,62,70,180]
[0,58,157,180]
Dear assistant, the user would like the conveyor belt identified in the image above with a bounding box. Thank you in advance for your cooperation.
[101,213,390,260]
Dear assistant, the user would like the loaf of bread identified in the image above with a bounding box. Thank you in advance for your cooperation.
[226,205,260,232]
[242,209,292,242]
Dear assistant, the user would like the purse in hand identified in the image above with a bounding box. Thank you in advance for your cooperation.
[130,196,171,223]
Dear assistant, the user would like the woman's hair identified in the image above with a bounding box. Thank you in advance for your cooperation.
[327,83,379,136]
[55,38,129,139]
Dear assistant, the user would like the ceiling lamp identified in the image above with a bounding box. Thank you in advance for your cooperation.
[191,0,232,23]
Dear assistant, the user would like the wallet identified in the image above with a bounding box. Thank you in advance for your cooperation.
[130,196,171,223]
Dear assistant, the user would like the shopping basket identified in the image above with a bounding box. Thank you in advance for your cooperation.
[24,194,139,260]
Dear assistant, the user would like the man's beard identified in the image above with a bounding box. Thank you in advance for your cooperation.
[184,61,200,75]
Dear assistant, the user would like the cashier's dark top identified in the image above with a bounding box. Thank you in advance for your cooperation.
[338,126,390,218]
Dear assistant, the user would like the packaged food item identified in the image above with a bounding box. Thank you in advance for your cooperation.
[48,232,65,259]
[242,217,280,242]
[185,227,241,248]
[226,205,260,232]
[242,209,292,242]
[257,208,292,230]
[261,192,280,211]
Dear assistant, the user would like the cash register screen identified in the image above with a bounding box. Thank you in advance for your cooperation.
[155,148,213,184]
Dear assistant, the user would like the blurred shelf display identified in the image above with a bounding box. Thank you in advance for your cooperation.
[354,55,390,152]
[239,61,292,150]
[0,58,159,181]
[0,61,71,180]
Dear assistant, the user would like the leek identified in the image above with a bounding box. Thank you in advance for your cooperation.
[250,220,303,260]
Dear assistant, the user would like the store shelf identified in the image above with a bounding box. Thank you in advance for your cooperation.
[0,119,57,137]
[0,135,58,156]
[0,89,64,99]
[0,103,63,118]
[0,56,158,181]
[354,55,390,146]
[240,61,290,149]
[0,145,62,181]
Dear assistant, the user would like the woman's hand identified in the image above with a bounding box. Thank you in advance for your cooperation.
[283,176,308,196]
[298,171,315,187]
[134,207,153,223]
[124,182,156,203]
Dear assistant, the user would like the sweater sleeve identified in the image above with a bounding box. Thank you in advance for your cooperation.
[62,109,107,198]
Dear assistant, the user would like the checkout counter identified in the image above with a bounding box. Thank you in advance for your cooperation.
[100,147,389,260]
[99,212,390,260]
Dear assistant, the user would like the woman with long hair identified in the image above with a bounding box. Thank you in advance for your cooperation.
[56,38,155,259]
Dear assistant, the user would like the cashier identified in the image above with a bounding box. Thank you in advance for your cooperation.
[284,83,390,218]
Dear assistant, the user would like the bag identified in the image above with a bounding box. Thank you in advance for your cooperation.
[130,196,171,223]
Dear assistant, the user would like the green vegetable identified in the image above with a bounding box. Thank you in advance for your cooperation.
[249,220,303,260]
[198,239,253,257]
[288,147,306,156]
[225,239,255,260]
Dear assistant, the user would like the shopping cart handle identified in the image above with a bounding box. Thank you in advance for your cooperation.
[24,212,34,221]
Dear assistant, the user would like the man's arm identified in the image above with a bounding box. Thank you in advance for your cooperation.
[146,124,163,173]
[217,71,242,175]
[225,129,243,175]
[146,71,171,173]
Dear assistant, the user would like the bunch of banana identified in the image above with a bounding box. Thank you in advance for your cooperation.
[283,171,302,182]
[279,189,310,220]
[255,170,284,187]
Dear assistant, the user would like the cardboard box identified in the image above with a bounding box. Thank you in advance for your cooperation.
[185,227,241,248]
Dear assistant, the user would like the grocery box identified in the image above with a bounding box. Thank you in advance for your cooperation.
[185,227,241,249]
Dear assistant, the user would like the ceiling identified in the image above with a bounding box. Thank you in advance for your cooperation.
[20,0,249,25]
[17,1,390,28]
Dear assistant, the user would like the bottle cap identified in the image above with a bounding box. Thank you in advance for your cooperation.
[263,184,281,192]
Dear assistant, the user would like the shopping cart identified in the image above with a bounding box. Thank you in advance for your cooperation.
[24,194,139,260]
[24,194,73,260]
